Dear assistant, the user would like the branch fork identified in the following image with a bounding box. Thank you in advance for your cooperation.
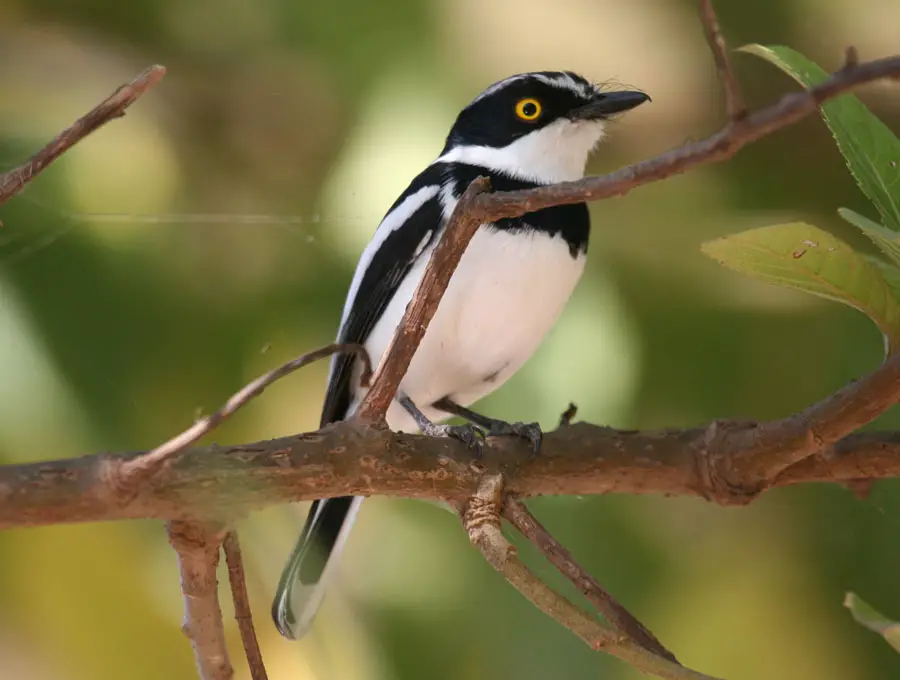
[462,474,716,679]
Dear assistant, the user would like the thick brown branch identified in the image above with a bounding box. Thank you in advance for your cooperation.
[466,54,900,221]
[3,424,900,529]
[5,342,900,528]
[117,343,371,489]
[167,520,232,680]
[223,531,268,680]
[503,496,677,662]
[355,177,492,422]
[698,0,745,120]
[0,65,166,207]
[463,476,720,680]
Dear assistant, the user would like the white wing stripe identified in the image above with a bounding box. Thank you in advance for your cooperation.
[338,184,441,330]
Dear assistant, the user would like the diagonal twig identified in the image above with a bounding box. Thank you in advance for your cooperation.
[355,177,492,422]
[167,520,232,680]
[698,0,746,120]
[503,496,677,662]
[463,475,721,680]
[223,531,268,680]
[469,53,900,221]
[0,65,166,207]
[116,343,371,488]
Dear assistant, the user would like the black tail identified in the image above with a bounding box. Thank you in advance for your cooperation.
[271,495,363,639]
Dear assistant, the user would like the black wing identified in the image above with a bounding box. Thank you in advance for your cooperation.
[319,163,447,427]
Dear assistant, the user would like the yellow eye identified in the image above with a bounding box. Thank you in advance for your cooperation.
[515,98,542,121]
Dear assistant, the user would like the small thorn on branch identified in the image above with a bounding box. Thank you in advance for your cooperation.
[844,46,860,70]
[699,0,746,121]
[559,403,578,428]
[844,478,875,500]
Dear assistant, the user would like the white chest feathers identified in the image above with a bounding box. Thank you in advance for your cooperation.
[351,226,586,432]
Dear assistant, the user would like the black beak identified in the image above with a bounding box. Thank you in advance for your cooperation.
[569,90,651,121]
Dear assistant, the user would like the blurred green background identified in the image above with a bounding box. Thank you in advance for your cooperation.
[2,0,900,678]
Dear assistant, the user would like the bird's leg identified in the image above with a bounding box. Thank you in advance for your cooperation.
[433,397,542,454]
[398,395,484,452]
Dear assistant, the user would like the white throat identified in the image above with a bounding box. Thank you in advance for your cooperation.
[438,118,605,184]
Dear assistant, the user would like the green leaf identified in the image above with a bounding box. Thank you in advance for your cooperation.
[839,207,900,267]
[870,258,900,300]
[844,592,900,653]
[701,222,900,351]
[741,44,900,231]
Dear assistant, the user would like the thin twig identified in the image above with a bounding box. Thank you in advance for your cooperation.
[463,476,721,680]
[0,65,166,207]
[167,520,232,680]
[698,0,745,120]
[354,177,492,422]
[118,343,371,485]
[223,531,268,680]
[503,496,677,662]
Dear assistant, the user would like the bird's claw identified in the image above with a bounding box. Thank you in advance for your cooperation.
[486,421,543,455]
[424,422,486,456]
[422,418,541,457]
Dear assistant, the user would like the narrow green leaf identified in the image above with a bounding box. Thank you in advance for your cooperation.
[701,222,900,351]
[839,207,900,267]
[844,592,900,653]
[741,44,900,231]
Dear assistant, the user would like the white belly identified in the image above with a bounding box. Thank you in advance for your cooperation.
[349,226,585,432]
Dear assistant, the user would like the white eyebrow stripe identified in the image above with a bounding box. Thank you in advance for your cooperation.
[530,73,558,88]
[469,75,528,104]
[541,73,594,97]
[531,73,582,94]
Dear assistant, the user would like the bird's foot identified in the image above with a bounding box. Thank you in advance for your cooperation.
[485,420,542,455]
[422,421,485,455]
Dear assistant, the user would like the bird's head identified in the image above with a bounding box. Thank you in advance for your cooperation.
[440,71,649,184]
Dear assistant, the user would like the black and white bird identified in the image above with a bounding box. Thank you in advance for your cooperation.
[272,70,649,639]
